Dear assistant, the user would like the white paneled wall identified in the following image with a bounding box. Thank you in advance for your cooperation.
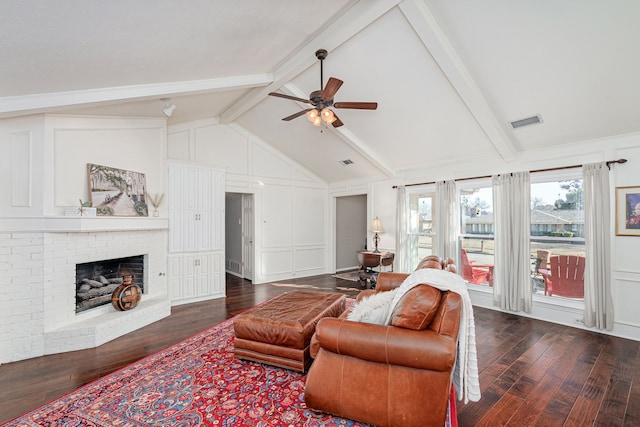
[612,144,640,336]
[168,120,329,284]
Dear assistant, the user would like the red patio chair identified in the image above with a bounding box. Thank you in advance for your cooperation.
[461,248,494,286]
[540,255,585,298]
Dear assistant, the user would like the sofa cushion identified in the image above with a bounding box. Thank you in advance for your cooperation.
[390,284,442,330]
[347,288,397,325]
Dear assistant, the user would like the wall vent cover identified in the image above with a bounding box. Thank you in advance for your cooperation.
[510,115,542,129]
[339,159,354,165]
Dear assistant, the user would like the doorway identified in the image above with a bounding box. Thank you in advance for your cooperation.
[335,194,367,271]
[225,192,254,281]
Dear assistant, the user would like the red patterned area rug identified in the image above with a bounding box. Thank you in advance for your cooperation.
[3,306,456,427]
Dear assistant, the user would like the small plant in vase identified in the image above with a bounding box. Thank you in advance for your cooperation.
[78,199,92,216]
[146,193,164,217]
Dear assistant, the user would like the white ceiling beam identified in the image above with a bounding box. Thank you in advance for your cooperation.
[399,0,518,161]
[282,83,396,177]
[220,0,402,124]
[0,74,273,116]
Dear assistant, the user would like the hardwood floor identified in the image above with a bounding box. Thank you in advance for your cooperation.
[1,273,638,426]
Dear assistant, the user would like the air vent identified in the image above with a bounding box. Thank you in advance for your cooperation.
[339,159,354,166]
[510,115,543,129]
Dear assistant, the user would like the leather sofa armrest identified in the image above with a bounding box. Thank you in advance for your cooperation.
[314,317,456,372]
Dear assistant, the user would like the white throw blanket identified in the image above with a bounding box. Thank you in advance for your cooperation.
[383,269,481,403]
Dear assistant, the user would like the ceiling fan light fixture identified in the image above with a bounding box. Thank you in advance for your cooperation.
[312,115,322,126]
[321,108,335,122]
[306,109,319,121]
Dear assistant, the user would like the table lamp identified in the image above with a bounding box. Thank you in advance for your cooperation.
[371,216,384,253]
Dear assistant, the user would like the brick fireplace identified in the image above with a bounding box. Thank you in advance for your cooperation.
[1,218,171,364]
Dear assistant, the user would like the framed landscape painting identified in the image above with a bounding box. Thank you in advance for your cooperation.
[87,163,149,217]
[616,185,640,236]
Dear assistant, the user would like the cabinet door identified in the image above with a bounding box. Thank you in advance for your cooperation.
[168,166,185,253]
[197,253,212,296]
[210,252,224,295]
[167,255,183,300]
[169,165,223,253]
[211,170,224,251]
[195,168,212,252]
[182,254,198,300]
[182,167,200,252]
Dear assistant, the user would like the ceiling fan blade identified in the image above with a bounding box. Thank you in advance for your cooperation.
[331,114,344,128]
[321,77,343,101]
[333,102,378,110]
[282,109,313,121]
[269,92,313,104]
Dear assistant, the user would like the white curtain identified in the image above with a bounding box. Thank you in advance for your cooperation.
[492,172,532,313]
[435,180,459,261]
[583,163,614,330]
[395,185,411,273]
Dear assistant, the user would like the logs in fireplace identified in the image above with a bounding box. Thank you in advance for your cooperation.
[75,255,145,313]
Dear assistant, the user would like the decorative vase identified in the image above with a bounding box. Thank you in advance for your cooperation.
[112,275,141,311]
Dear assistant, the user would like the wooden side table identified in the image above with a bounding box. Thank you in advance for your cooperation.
[356,251,395,289]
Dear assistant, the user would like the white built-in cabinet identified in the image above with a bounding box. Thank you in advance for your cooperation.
[168,164,225,305]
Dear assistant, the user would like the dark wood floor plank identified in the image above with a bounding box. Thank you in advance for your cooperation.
[475,393,524,427]
[595,377,629,426]
[564,348,615,426]
[510,354,555,399]
[1,273,639,426]
[538,358,596,426]
[505,371,562,426]
[624,344,640,426]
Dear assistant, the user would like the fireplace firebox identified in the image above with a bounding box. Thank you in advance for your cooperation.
[75,255,145,313]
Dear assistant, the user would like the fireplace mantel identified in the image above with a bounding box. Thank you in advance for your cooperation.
[3,216,168,233]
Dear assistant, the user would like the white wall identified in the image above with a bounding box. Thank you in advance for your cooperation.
[167,119,329,284]
[330,132,640,341]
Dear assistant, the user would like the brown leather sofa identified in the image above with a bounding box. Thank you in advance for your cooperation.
[304,268,462,427]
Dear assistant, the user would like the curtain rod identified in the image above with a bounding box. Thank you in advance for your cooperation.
[392,158,627,189]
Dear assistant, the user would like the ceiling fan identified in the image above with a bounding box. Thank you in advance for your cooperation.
[268,49,378,128]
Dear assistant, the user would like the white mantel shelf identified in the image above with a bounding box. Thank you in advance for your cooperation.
[2,216,169,232]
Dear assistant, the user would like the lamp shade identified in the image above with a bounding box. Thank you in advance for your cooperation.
[371,217,384,233]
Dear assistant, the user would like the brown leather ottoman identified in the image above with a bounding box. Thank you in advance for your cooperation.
[233,290,346,372]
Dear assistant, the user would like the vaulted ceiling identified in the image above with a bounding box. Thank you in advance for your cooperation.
[2,0,639,184]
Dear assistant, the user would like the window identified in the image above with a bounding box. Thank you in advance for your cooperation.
[407,190,435,268]
[459,181,494,286]
[530,170,585,300]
